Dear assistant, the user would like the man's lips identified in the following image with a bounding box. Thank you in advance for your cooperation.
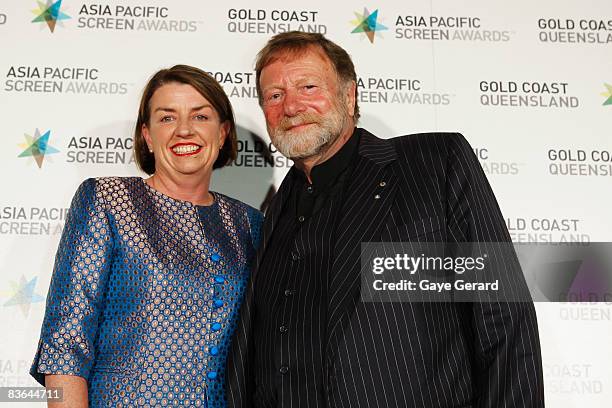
[170,143,202,156]
[285,122,315,131]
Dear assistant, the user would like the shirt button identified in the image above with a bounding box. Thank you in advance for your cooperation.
[209,346,219,356]
[279,365,289,375]
[298,215,305,222]
[279,325,288,333]
[284,289,293,297]
[291,252,300,261]
[306,185,314,193]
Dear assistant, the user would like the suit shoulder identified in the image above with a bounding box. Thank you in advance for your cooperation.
[391,132,472,154]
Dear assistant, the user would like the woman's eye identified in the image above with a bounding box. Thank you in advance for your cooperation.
[195,114,208,121]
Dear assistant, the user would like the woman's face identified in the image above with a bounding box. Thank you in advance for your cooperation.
[142,82,228,180]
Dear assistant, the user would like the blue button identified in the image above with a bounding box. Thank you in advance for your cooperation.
[214,275,225,284]
[207,371,217,379]
[211,253,221,262]
[211,323,222,331]
[213,299,224,308]
[210,346,219,356]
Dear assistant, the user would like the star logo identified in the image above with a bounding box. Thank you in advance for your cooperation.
[601,83,612,106]
[350,8,388,44]
[3,276,46,318]
[31,0,71,33]
[18,128,60,168]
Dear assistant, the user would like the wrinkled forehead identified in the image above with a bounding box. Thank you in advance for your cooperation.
[262,45,338,76]
[259,45,341,83]
[270,44,327,63]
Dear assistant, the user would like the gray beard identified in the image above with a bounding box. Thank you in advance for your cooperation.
[268,105,348,160]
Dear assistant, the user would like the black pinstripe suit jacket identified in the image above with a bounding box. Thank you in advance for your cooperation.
[227,129,544,408]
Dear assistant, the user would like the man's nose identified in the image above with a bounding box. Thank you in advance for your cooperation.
[283,90,306,117]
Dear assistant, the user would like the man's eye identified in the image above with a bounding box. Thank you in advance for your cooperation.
[304,85,317,90]
[161,116,174,122]
[265,93,282,104]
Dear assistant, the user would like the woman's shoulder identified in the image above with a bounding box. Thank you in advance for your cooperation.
[214,193,263,222]
[76,176,143,194]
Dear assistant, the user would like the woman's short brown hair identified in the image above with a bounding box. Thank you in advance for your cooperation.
[134,65,237,174]
[254,31,360,121]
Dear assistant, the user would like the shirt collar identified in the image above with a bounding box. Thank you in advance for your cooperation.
[295,127,359,189]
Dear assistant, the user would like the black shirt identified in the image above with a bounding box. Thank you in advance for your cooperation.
[253,129,359,407]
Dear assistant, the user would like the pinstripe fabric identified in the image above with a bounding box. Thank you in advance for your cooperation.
[227,128,544,408]
[252,172,340,407]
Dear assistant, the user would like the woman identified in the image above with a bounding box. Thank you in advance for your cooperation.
[30,65,262,407]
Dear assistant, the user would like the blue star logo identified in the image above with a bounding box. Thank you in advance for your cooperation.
[18,128,60,168]
[3,276,46,317]
[31,0,71,33]
[350,8,388,43]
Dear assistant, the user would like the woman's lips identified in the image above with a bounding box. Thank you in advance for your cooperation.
[170,143,202,156]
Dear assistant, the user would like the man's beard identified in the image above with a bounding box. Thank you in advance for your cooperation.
[268,100,349,160]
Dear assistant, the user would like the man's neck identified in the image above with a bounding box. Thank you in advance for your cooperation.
[294,125,356,182]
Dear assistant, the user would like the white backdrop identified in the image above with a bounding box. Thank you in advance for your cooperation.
[1,0,611,406]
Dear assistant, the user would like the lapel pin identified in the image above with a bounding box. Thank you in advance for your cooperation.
[374,194,381,200]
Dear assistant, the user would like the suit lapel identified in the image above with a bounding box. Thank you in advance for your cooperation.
[326,129,398,359]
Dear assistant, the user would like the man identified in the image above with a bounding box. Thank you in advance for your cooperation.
[227,31,544,408]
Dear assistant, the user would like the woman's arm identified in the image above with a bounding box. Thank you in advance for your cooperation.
[45,375,88,408]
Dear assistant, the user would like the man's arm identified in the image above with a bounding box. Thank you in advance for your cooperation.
[444,133,545,407]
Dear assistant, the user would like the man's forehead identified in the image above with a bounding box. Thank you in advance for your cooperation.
[266,45,333,71]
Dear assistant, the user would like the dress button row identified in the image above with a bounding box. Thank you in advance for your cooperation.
[284,289,294,297]
[279,325,288,333]
[207,371,217,379]
[291,252,300,261]
[279,365,289,375]
[298,215,305,222]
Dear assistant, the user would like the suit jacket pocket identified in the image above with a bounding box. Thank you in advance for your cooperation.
[382,215,445,241]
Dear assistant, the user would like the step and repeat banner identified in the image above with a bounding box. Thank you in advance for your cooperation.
[1,0,611,406]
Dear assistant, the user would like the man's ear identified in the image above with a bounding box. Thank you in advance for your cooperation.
[345,80,357,118]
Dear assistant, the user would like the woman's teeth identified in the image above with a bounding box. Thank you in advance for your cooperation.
[172,145,200,154]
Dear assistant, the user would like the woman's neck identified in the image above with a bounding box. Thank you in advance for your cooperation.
[146,172,214,206]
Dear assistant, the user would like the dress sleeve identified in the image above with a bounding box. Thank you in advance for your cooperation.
[30,178,114,386]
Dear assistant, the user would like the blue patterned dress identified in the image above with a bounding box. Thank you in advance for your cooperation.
[30,177,262,407]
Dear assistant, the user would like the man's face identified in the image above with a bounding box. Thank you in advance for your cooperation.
[259,47,354,160]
